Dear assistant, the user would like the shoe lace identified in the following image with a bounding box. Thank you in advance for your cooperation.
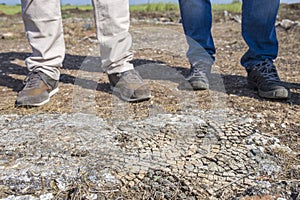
[191,65,209,79]
[122,70,143,83]
[23,72,42,89]
[253,60,280,82]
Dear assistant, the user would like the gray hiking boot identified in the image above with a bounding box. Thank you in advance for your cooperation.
[247,60,290,99]
[186,62,211,90]
[108,69,151,102]
[16,71,59,106]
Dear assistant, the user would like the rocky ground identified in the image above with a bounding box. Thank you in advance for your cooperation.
[0,4,299,200]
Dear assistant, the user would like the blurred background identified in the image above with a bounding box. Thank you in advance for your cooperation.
[1,0,300,5]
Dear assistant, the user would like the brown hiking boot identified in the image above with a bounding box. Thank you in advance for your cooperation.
[16,71,59,106]
[108,69,151,102]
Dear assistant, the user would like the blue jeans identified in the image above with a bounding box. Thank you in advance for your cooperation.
[178,0,279,71]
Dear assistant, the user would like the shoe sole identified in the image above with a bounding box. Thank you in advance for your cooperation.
[248,82,290,99]
[258,89,290,99]
[189,81,209,90]
[16,87,59,107]
[111,86,151,102]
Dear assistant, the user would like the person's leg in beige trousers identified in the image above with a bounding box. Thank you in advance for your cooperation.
[16,0,150,106]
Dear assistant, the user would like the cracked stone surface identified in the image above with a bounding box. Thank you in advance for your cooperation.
[0,111,297,199]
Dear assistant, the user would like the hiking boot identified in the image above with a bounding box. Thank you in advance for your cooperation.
[186,62,211,90]
[247,60,290,99]
[108,69,151,102]
[16,71,59,106]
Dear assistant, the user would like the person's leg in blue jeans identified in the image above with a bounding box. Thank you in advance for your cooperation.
[241,0,279,68]
[179,0,289,98]
[241,0,290,99]
[179,0,215,65]
[178,0,215,90]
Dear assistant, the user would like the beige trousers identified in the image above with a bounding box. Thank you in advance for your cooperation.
[21,0,134,80]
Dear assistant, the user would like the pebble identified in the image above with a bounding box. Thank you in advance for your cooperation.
[1,32,15,39]
[278,19,297,30]
[128,181,135,187]
[280,123,287,129]
[250,148,262,156]
[40,193,54,200]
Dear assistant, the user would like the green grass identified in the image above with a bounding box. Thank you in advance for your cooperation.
[0,4,21,15]
[0,4,94,15]
[0,2,242,16]
[61,4,93,11]
[129,2,242,13]
[212,2,242,13]
[60,5,93,19]
[130,3,179,12]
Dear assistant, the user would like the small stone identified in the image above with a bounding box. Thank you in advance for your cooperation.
[179,193,187,199]
[128,181,135,187]
[278,19,297,30]
[40,193,54,200]
[185,165,195,171]
[137,173,145,180]
[164,192,173,199]
[121,186,128,193]
[244,178,255,186]
[167,160,177,165]
[217,166,225,173]
[201,178,210,185]
[197,133,205,138]
[121,178,127,185]
[88,194,98,200]
[247,151,254,158]
[255,113,262,119]
[132,185,139,191]
[1,32,15,39]
[125,175,134,181]
[206,188,215,195]
[162,179,172,186]
[280,123,287,129]
[4,195,38,200]
[250,148,262,156]
[224,10,229,17]
[207,174,214,181]
[220,136,227,140]
[159,17,170,23]
[162,167,171,172]
[144,185,151,191]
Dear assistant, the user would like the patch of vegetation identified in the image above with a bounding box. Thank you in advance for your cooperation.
[212,2,242,13]
[62,13,72,19]
[130,3,179,12]
[0,2,245,16]
[129,2,242,13]
[0,5,21,15]
[61,4,93,11]
[0,4,93,16]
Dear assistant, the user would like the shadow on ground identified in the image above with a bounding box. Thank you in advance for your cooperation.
[1,51,299,105]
